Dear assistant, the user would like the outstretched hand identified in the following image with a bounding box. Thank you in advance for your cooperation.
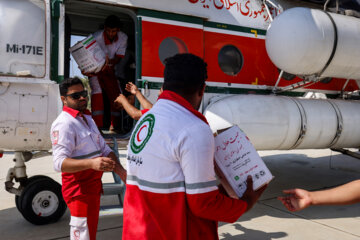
[278,189,312,212]
[114,94,127,109]
[115,94,127,103]
[125,82,138,95]
[241,176,267,211]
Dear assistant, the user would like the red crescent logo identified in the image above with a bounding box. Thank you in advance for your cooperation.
[137,125,147,142]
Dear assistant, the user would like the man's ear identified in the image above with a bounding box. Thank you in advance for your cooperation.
[198,83,206,98]
[61,96,66,105]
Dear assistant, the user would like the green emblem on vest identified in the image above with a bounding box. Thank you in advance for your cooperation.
[130,114,155,154]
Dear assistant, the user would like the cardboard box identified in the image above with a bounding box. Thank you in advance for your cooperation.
[214,125,273,198]
[70,34,106,74]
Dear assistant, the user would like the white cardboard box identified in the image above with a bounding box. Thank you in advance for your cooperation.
[70,34,106,74]
[214,125,273,198]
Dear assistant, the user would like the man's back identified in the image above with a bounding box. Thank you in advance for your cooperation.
[123,96,220,240]
[122,54,261,240]
[127,98,214,181]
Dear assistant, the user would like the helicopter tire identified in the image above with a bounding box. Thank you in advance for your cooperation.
[19,178,66,225]
[15,175,54,212]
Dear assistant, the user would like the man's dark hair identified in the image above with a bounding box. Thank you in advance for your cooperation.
[104,15,121,29]
[59,77,84,96]
[163,53,207,97]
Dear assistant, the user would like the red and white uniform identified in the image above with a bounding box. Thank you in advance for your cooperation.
[51,106,113,240]
[89,30,127,128]
[123,91,248,240]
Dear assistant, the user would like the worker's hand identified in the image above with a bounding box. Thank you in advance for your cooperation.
[100,56,110,71]
[125,82,139,95]
[278,189,312,212]
[80,69,96,77]
[91,157,115,172]
[101,56,115,72]
[241,176,267,211]
[115,162,127,183]
[114,94,126,109]
[115,94,127,105]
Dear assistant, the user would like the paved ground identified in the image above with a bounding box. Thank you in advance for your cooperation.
[1,148,360,240]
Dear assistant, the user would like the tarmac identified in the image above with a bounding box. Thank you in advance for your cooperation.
[1,148,360,240]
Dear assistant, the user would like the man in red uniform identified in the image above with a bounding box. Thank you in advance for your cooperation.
[85,15,127,132]
[123,54,266,240]
[51,77,126,240]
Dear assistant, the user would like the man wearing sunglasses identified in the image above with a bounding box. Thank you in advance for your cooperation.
[51,77,127,240]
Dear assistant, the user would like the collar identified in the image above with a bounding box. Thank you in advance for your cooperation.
[158,90,208,125]
[103,31,118,45]
[63,106,91,118]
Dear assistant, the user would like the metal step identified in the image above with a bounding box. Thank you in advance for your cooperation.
[102,182,125,195]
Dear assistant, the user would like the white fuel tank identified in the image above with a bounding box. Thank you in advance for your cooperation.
[204,95,360,150]
[266,7,360,80]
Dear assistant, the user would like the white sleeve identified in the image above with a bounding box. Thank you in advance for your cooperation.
[50,121,75,172]
[176,123,218,194]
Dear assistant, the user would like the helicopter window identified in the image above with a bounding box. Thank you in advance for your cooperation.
[218,45,243,76]
[158,37,188,64]
[0,0,46,78]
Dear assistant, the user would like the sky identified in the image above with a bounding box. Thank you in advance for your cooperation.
[69,35,84,78]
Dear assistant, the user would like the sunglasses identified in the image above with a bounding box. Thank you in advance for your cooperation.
[66,90,88,100]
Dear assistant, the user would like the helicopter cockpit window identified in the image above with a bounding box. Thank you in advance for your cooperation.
[218,45,243,76]
[158,37,188,64]
[0,0,46,78]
